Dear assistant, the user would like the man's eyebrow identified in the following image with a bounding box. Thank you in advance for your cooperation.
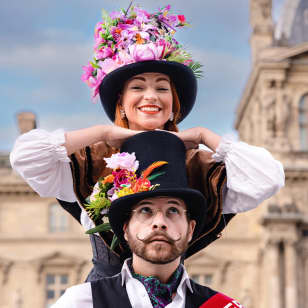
[167,200,182,205]
[136,200,153,206]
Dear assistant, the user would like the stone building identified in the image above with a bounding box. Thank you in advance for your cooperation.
[0,113,92,308]
[229,0,307,307]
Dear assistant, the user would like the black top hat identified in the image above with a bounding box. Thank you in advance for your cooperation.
[99,60,197,123]
[108,130,207,243]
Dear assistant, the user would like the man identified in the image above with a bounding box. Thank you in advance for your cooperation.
[53,131,244,307]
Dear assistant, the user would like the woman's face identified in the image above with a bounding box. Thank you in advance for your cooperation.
[121,72,173,131]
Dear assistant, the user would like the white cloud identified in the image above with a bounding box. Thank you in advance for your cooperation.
[0,33,92,74]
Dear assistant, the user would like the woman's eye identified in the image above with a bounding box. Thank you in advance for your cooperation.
[131,86,143,90]
[157,87,169,91]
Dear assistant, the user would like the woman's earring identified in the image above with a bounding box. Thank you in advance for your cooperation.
[120,108,126,119]
[169,112,174,122]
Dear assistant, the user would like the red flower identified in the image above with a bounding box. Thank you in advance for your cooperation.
[178,15,186,24]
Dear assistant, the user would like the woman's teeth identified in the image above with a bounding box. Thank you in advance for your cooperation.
[139,107,160,112]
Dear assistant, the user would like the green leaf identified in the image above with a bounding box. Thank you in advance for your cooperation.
[110,234,120,250]
[189,61,203,78]
[85,222,111,234]
[147,172,166,181]
[90,61,101,69]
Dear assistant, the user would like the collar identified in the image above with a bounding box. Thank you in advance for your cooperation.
[121,258,193,295]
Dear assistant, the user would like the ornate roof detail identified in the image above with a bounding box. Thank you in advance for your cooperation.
[275,0,308,46]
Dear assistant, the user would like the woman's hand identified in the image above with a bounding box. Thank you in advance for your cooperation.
[104,125,142,148]
[172,127,222,152]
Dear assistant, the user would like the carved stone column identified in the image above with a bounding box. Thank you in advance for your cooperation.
[264,239,282,308]
[250,0,274,63]
[284,240,298,307]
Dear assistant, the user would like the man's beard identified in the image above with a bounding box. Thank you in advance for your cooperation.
[126,228,190,265]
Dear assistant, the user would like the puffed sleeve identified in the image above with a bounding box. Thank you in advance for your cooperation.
[212,137,285,213]
[10,129,76,202]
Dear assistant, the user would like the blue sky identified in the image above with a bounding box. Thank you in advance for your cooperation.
[1,0,285,152]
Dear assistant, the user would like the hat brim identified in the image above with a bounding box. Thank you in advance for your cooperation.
[108,187,207,244]
[99,61,197,123]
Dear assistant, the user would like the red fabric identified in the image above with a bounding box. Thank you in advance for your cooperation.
[200,293,244,308]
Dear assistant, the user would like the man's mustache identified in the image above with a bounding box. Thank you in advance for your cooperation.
[136,231,181,243]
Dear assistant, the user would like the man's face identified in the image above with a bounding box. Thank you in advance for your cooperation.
[123,196,196,264]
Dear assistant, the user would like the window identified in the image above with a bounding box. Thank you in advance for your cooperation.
[299,94,308,150]
[191,274,213,286]
[191,274,200,283]
[49,203,69,232]
[45,273,69,307]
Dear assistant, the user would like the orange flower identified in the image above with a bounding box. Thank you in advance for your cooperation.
[136,33,145,44]
[132,178,151,193]
[102,174,115,184]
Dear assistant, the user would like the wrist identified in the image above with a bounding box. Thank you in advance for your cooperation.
[201,127,221,152]
[98,124,109,141]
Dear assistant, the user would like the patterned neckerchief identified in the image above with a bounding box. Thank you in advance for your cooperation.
[129,262,183,308]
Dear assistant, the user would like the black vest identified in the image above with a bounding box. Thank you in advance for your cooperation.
[91,273,219,308]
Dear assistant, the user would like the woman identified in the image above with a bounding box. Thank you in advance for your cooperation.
[10,5,284,281]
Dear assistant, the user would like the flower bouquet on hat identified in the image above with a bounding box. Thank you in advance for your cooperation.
[84,151,168,250]
[81,2,203,100]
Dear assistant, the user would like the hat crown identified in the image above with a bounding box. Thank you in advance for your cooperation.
[120,131,188,188]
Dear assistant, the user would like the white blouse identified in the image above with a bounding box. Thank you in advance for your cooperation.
[10,129,285,231]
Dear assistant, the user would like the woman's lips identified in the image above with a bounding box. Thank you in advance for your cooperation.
[138,105,161,114]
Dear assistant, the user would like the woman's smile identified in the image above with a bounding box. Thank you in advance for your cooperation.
[138,104,162,114]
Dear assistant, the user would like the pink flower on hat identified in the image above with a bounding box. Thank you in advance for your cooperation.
[90,69,106,97]
[129,43,164,62]
[81,62,95,82]
[104,152,139,171]
[112,169,134,189]
[96,47,114,60]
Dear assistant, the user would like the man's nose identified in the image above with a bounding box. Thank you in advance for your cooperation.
[151,211,168,230]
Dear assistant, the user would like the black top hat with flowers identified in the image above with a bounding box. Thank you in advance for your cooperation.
[106,131,208,243]
[81,4,202,123]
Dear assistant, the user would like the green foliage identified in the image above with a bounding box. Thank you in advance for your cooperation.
[189,61,203,78]
[110,234,120,250]
[85,222,111,234]
[84,196,111,220]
